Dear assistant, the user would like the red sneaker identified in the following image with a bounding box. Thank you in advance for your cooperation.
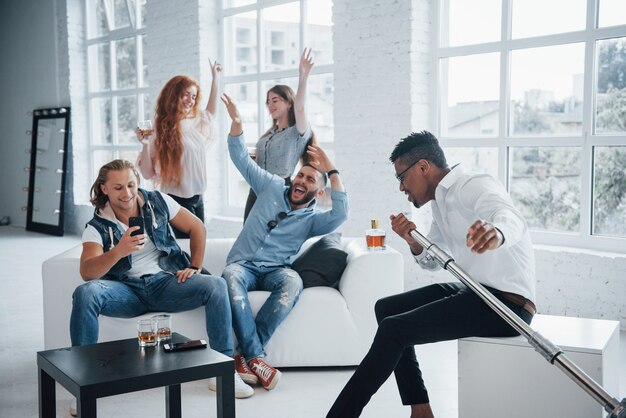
[235,354,258,385]
[249,357,281,390]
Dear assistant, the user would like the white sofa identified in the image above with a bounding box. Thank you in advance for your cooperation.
[42,237,403,367]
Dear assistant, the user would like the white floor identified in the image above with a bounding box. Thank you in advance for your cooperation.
[0,226,623,418]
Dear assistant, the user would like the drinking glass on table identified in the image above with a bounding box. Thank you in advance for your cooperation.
[152,314,172,342]
[137,318,157,347]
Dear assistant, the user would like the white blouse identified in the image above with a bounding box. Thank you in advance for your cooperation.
[138,110,215,198]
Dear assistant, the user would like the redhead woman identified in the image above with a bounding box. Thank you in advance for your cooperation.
[137,61,221,238]
[243,48,316,221]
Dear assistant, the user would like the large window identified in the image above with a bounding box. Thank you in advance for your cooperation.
[437,0,626,251]
[85,0,148,180]
[221,0,334,211]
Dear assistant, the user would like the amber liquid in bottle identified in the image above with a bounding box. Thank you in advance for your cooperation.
[366,219,386,250]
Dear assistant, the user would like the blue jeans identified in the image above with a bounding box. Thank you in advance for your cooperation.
[69,271,233,356]
[222,262,303,361]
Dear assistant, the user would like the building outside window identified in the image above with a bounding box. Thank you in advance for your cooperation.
[221,0,334,212]
[85,0,148,182]
[437,0,626,251]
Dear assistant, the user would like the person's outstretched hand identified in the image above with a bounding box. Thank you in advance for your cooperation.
[220,93,243,136]
[210,59,222,77]
[299,47,314,78]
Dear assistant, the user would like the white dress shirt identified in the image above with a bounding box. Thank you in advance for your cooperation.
[414,165,536,303]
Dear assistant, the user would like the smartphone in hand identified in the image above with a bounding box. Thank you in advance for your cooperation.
[129,216,144,236]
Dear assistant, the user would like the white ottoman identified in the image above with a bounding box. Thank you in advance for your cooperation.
[458,314,620,418]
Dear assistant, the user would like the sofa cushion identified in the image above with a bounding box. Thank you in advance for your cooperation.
[292,233,348,288]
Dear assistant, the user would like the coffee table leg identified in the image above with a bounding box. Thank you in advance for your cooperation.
[166,384,182,418]
[77,397,96,418]
[216,374,235,418]
[38,368,55,418]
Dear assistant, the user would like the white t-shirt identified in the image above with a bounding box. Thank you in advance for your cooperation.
[82,193,182,279]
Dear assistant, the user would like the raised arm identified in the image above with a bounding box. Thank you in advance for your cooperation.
[306,144,344,192]
[294,47,313,134]
[206,59,222,117]
[221,92,243,136]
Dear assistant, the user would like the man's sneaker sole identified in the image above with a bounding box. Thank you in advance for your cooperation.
[238,372,258,385]
[262,369,282,391]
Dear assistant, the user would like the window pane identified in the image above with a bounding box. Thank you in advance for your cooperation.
[443,0,501,46]
[225,12,257,75]
[598,0,626,28]
[511,0,586,39]
[263,3,300,72]
[117,95,138,144]
[225,82,259,140]
[112,0,131,30]
[119,149,139,165]
[510,43,584,136]
[115,37,137,89]
[441,53,499,137]
[443,147,498,177]
[593,147,626,237]
[87,0,108,38]
[509,147,581,232]
[91,98,112,144]
[307,0,333,65]
[594,37,626,135]
[93,150,115,179]
[142,93,152,121]
[88,43,111,91]
[308,73,334,143]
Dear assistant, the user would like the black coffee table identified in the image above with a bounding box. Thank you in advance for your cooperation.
[37,333,234,418]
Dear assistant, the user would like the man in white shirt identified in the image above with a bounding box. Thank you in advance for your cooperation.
[327,131,536,418]
[70,159,254,410]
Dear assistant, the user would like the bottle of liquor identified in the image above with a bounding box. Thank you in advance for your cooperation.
[366,219,386,250]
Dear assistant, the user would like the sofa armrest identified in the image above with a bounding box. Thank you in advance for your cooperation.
[42,244,84,349]
[339,239,404,333]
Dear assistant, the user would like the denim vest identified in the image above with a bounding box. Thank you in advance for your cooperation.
[86,189,190,280]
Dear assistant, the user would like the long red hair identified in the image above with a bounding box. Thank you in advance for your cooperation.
[154,75,201,186]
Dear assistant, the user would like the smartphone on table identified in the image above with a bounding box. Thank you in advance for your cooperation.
[163,339,207,352]
[129,216,144,236]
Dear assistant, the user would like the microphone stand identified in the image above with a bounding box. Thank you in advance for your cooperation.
[409,229,626,418]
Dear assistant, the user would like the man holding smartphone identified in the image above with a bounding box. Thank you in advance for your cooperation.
[70,159,254,404]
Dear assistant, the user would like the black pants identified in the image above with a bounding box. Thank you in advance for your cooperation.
[167,193,204,239]
[243,177,291,223]
[326,282,533,418]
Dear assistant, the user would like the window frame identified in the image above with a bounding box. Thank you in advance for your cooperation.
[218,0,334,215]
[434,0,626,252]
[84,0,148,183]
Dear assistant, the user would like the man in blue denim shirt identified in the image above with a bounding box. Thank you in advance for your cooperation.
[220,93,348,392]
[70,159,255,410]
